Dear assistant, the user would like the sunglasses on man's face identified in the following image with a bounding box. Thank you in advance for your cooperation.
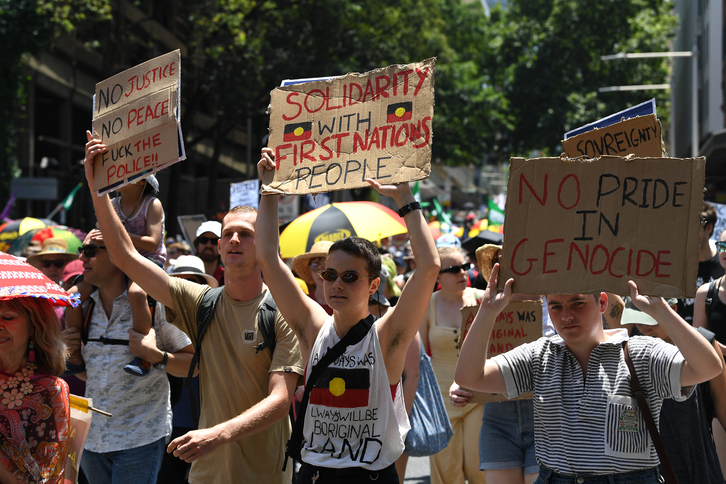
[78,244,107,258]
[197,236,219,246]
[718,241,726,253]
[439,262,472,274]
[317,269,374,284]
[41,259,67,269]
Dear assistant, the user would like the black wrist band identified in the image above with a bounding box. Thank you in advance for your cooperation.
[398,201,422,218]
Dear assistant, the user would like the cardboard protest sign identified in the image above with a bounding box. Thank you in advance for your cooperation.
[91,50,185,195]
[562,114,664,159]
[500,156,705,297]
[263,58,435,195]
[458,301,542,403]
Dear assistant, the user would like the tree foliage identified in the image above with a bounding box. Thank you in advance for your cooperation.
[0,0,677,208]
[489,0,676,156]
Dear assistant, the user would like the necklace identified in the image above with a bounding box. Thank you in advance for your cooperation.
[0,362,36,410]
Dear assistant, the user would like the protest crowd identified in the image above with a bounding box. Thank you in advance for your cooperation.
[2,55,726,484]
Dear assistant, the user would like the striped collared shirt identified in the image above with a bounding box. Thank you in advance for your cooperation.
[493,329,692,475]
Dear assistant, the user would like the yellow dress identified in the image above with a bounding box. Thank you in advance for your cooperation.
[427,289,486,484]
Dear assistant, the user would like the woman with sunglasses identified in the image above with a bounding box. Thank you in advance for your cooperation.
[257,149,440,484]
[418,246,485,484]
[694,228,726,471]
[28,238,78,286]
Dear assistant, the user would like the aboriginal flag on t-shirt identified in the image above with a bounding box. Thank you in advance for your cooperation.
[310,367,370,408]
[283,122,313,142]
[387,102,412,123]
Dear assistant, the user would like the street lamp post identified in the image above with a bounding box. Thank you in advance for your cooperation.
[600,48,698,158]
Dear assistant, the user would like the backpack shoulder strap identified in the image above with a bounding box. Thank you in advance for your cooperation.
[254,291,278,356]
[186,286,225,428]
[706,279,720,322]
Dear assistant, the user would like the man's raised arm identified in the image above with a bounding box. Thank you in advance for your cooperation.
[83,130,175,309]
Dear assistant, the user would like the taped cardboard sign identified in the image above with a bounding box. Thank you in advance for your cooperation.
[92,50,185,195]
[562,114,664,159]
[499,156,705,297]
[459,300,542,403]
[263,58,435,195]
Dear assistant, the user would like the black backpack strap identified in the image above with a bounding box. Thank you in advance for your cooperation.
[81,298,95,345]
[283,314,375,471]
[186,286,225,429]
[706,279,720,323]
[254,291,278,355]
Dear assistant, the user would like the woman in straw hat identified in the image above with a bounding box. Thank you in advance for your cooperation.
[27,238,78,285]
[292,241,334,315]
[0,252,75,483]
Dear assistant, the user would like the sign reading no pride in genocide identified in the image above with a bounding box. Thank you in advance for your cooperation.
[262,58,435,195]
[92,50,186,195]
[459,300,541,403]
[500,156,705,298]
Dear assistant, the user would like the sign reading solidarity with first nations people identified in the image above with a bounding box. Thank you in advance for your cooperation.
[91,50,185,195]
[262,58,435,195]
[499,156,705,298]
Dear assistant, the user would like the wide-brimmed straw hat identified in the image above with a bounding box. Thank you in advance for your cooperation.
[475,244,502,282]
[292,241,333,286]
[169,255,219,288]
[27,238,77,267]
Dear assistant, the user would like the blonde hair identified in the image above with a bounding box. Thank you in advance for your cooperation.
[437,246,463,260]
[2,298,68,376]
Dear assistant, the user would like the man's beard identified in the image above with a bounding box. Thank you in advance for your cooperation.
[197,248,218,263]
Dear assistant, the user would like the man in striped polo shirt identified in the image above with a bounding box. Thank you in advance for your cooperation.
[456,264,723,483]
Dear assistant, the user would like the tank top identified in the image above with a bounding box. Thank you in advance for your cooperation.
[300,316,409,471]
[112,195,167,266]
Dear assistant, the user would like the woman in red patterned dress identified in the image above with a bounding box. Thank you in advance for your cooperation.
[0,294,71,484]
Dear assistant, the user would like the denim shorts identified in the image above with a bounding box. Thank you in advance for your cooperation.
[535,465,662,484]
[479,399,538,475]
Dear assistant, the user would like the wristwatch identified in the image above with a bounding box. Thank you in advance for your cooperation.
[153,351,168,370]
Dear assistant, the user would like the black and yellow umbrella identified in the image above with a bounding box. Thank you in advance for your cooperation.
[279,202,407,258]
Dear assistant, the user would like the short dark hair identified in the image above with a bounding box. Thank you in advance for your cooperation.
[222,205,258,232]
[330,237,381,278]
[702,203,718,237]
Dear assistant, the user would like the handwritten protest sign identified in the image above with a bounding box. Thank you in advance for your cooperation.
[563,114,664,159]
[459,300,542,403]
[230,179,260,209]
[91,50,185,195]
[263,58,435,195]
[500,156,705,297]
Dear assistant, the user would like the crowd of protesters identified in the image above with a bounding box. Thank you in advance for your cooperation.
[1,129,725,484]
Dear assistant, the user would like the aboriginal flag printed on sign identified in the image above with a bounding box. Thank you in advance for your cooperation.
[386,102,412,123]
[310,368,370,408]
[283,122,313,142]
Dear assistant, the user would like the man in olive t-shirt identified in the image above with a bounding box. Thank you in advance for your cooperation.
[166,277,303,483]
[83,140,303,484]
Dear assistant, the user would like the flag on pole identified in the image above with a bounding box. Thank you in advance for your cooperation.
[487,198,505,225]
[432,198,452,226]
[61,183,83,211]
[412,181,421,203]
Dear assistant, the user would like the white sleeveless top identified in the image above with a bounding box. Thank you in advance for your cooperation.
[301,317,410,470]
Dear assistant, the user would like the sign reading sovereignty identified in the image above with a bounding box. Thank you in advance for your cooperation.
[499,156,705,298]
[262,58,435,195]
[91,50,185,195]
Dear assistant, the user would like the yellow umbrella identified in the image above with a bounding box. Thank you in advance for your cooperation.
[280,202,407,258]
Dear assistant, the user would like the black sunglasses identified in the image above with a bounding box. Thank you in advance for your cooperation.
[718,241,726,253]
[197,236,219,245]
[318,269,374,284]
[41,259,67,269]
[439,262,472,274]
[78,244,107,258]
